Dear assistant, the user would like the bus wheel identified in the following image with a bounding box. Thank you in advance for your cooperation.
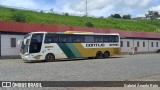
[96,51,103,59]
[103,51,110,58]
[45,53,55,62]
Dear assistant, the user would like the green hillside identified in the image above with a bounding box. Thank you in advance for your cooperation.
[0,6,160,32]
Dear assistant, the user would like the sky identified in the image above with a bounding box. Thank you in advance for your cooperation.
[0,0,160,17]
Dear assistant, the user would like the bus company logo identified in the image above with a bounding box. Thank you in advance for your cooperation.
[2,82,11,87]
[86,44,105,47]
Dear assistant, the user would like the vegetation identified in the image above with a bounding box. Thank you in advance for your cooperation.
[122,14,131,19]
[145,11,160,22]
[85,22,94,27]
[11,11,26,22]
[110,14,121,19]
[0,6,160,32]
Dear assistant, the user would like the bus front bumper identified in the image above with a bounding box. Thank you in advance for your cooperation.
[21,54,43,62]
[21,55,29,61]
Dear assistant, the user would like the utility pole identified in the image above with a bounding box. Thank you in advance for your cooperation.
[86,1,88,17]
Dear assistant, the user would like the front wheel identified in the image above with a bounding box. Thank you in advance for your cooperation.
[45,53,55,62]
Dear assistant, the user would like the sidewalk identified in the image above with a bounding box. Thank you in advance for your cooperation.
[132,75,160,81]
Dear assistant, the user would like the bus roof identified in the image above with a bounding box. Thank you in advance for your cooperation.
[31,32,119,36]
[73,33,120,35]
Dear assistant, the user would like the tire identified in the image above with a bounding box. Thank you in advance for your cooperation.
[103,51,110,58]
[96,51,103,59]
[45,53,55,62]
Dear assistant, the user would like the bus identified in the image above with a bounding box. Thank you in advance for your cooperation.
[20,31,120,62]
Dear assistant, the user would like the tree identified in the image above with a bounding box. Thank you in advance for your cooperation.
[122,14,131,19]
[145,11,160,22]
[99,16,104,19]
[85,22,94,27]
[65,13,69,16]
[111,14,121,19]
[40,10,43,13]
[50,8,54,13]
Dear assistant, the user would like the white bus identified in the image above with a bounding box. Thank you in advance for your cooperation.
[20,31,120,62]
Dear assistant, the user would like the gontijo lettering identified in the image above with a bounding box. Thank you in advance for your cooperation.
[86,44,105,47]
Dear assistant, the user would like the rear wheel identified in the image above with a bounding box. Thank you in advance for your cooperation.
[45,53,55,62]
[96,51,103,59]
[103,51,110,58]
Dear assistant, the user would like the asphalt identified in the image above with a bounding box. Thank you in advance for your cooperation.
[0,54,159,81]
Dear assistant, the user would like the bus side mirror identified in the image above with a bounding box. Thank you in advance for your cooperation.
[17,40,22,46]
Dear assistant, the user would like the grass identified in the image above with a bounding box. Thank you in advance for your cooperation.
[0,6,160,32]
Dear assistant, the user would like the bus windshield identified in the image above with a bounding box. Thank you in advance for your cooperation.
[29,33,44,54]
[21,34,31,54]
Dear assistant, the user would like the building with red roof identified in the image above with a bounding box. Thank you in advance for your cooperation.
[0,21,160,57]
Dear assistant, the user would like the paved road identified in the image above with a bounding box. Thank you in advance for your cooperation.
[0,54,160,81]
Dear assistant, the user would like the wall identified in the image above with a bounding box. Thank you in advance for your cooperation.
[121,39,160,53]
[133,39,149,52]
[120,39,134,53]
[149,40,160,52]
[1,34,24,56]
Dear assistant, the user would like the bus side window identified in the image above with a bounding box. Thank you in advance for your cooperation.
[59,35,71,43]
[72,35,84,43]
[103,35,110,42]
[103,35,119,43]
[112,35,119,42]
[95,36,103,42]
[44,34,58,43]
[84,35,94,43]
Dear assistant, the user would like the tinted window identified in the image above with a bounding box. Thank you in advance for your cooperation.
[156,42,158,47]
[45,34,58,43]
[59,35,71,42]
[84,36,94,43]
[95,35,103,42]
[29,33,44,53]
[113,35,119,42]
[72,35,84,43]
[103,35,119,42]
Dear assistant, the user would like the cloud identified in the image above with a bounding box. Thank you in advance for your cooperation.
[0,0,57,10]
[69,0,152,11]
[67,0,153,17]
[69,0,112,11]
[0,0,158,17]
[0,0,36,8]
[136,5,160,17]
[123,0,151,8]
[149,5,160,12]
